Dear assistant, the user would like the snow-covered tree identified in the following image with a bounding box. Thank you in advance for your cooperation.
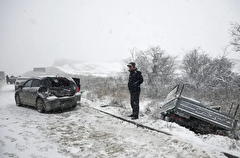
[229,22,240,52]
[134,46,176,98]
[182,48,212,90]
[210,56,235,87]
[209,56,239,104]
[182,48,239,109]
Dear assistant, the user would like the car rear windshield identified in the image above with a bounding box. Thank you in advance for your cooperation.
[44,77,73,88]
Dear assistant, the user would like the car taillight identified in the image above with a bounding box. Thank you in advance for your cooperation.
[76,86,80,92]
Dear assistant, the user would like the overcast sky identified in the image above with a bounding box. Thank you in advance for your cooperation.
[0,0,240,75]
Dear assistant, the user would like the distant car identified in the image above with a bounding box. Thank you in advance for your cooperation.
[15,77,30,90]
[8,75,17,84]
[15,76,78,113]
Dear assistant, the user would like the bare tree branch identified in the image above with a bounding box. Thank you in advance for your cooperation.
[229,22,240,52]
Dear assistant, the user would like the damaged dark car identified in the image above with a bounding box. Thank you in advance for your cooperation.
[15,76,79,113]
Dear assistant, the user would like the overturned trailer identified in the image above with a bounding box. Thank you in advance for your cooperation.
[159,84,239,138]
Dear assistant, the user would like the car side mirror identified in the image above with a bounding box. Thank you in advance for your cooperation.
[18,85,24,89]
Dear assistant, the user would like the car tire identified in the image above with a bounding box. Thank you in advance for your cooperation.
[36,98,45,113]
[72,104,77,109]
[15,94,22,106]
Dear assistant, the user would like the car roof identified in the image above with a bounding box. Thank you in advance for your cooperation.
[28,75,74,80]
[16,76,30,79]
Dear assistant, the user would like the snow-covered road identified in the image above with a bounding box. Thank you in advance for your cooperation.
[0,84,239,158]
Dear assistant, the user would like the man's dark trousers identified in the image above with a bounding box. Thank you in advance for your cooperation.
[130,92,140,118]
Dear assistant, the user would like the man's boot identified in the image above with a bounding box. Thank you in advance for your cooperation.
[128,114,134,117]
[131,115,138,120]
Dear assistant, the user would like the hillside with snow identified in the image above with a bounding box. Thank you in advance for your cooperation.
[54,59,240,77]
[56,61,126,77]
[21,60,127,78]
[21,58,240,78]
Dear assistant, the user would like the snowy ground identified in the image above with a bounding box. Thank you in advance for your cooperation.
[0,83,240,158]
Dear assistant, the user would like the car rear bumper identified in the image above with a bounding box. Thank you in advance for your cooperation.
[44,95,78,111]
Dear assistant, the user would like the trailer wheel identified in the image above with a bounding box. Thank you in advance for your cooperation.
[165,116,170,122]
[160,113,165,120]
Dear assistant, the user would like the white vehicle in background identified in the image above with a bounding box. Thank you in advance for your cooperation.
[15,77,30,90]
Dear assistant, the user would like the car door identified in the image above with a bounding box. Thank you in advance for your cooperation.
[19,79,33,105]
[28,79,42,106]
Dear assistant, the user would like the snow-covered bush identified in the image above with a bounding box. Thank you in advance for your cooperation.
[182,48,240,119]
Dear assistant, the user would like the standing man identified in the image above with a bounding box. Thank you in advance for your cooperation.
[6,75,9,84]
[127,62,143,120]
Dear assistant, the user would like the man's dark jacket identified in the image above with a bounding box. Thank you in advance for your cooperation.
[128,68,143,93]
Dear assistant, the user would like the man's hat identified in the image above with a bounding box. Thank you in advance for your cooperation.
[127,62,136,67]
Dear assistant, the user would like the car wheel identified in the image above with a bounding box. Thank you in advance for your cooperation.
[15,94,22,106]
[72,104,77,109]
[36,98,45,113]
